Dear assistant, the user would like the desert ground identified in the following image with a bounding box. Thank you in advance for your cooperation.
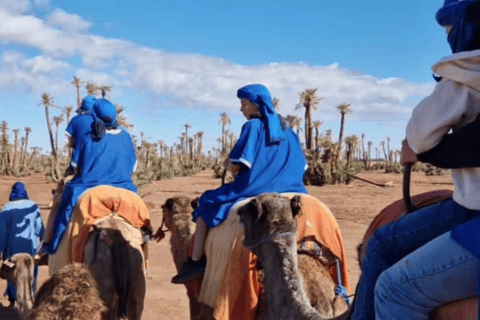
[0,169,453,319]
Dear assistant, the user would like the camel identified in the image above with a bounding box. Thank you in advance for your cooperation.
[157,195,348,320]
[0,253,35,320]
[83,216,146,320]
[237,193,349,320]
[155,196,204,320]
[29,263,106,320]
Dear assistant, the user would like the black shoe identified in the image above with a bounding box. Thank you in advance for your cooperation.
[171,256,206,284]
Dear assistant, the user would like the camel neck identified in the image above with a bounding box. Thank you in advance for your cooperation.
[260,233,324,320]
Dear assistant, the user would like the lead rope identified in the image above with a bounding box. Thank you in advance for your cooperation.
[335,259,352,306]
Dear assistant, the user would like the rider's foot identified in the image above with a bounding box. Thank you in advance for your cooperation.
[171,256,206,284]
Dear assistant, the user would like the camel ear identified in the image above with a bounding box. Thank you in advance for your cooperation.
[191,198,199,210]
[290,195,302,217]
[252,198,265,224]
[0,259,15,279]
[165,198,177,212]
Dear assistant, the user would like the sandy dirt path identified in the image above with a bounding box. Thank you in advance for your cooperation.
[0,169,453,319]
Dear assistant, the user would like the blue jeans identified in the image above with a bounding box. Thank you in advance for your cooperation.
[375,231,478,319]
[351,199,479,320]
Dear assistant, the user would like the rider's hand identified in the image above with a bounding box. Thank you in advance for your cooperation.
[152,228,165,242]
[401,139,418,165]
[228,163,241,174]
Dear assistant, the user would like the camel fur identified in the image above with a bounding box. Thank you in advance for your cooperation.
[83,217,146,320]
[156,196,205,320]
[0,253,35,319]
[29,263,106,320]
[238,193,349,320]
[161,195,349,320]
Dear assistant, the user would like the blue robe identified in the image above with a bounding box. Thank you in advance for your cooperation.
[0,200,44,299]
[193,118,307,228]
[47,128,137,254]
[65,113,94,169]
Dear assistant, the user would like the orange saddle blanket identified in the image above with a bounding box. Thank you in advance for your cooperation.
[192,193,349,320]
[69,185,151,263]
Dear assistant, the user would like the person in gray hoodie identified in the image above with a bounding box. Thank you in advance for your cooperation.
[350,1,480,319]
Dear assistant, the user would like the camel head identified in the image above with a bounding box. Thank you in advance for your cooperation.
[237,193,302,252]
[161,196,195,229]
[0,253,35,318]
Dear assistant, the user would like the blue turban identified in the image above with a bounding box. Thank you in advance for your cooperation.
[9,182,29,201]
[76,95,96,115]
[237,84,285,144]
[436,0,480,53]
[92,98,118,141]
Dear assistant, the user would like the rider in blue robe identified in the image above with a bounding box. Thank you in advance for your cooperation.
[45,98,137,254]
[172,84,307,284]
[0,182,44,305]
[193,114,307,228]
[65,95,96,171]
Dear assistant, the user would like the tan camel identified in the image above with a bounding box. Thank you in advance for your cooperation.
[154,196,205,320]
[237,193,349,320]
[157,195,348,320]
[29,263,106,320]
[0,253,35,320]
[83,216,146,320]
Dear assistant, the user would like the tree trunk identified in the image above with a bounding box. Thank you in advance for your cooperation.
[337,114,346,163]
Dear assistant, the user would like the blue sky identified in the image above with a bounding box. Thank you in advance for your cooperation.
[0,0,451,157]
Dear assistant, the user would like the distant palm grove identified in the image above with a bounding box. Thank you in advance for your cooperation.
[0,77,440,186]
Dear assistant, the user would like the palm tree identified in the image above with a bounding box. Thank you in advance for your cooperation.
[272,97,280,110]
[296,88,321,150]
[38,93,59,158]
[38,93,61,180]
[99,85,113,98]
[312,120,324,152]
[386,137,391,163]
[367,141,373,169]
[85,82,99,96]
[184,123,191,144]
[218,113,231,156]
[71,76,83,108]
[0,121,9,175]
[284,115,297,130]
[22,127,32,168]
[64,106,74,124]
[115,104,135,130]
[345,135,359,167]
[53,115,64,153]
[335,102,352,162]
[196,131,204,162]
[380,141,388,161]
[12,129,19,170]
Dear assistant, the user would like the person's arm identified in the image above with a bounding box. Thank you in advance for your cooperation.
[406,80,469,154]
[416,114,480,168]
[228,120,262,171]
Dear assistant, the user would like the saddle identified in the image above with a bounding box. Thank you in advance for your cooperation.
[196,193,349,320]
[48,185,151,274]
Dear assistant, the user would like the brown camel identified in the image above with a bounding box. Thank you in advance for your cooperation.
[157,195,348,320]
[0,253,35,320]
[237,193,349,320]
[83,216,146,320]
[29,263,106,320]
[154,196,205,320]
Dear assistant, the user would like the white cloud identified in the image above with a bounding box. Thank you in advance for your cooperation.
[0,5,434,126]
[0,0,30,14]
[46,9,91,33]
[21,55,70,74]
